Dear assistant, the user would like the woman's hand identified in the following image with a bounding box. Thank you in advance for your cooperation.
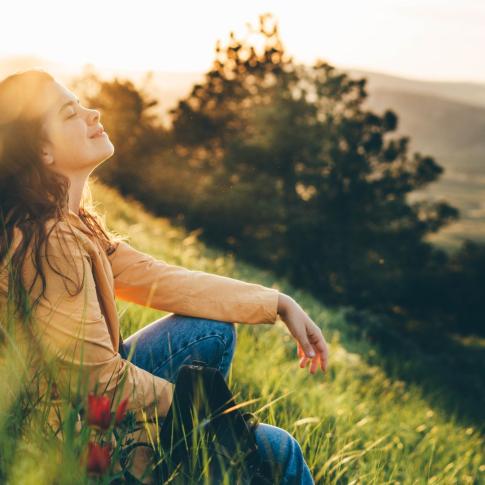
[277,293,329,376]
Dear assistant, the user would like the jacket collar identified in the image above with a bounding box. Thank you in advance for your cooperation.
[65,209,94,237]
[64,209,116,256]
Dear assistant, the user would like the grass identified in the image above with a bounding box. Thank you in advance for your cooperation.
[0,177,483,484]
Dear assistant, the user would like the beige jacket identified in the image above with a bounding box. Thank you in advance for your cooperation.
[0,209,279,481]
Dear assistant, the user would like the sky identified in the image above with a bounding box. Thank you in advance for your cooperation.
[1,0,484,82]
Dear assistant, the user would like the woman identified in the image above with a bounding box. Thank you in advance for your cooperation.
[0,69,328,484]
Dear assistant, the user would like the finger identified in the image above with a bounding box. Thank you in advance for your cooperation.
[317,351,327,372]
[301,338,316,359]
[320,351,327,372]
[297,343,304,359]
[312,334,329,371]
[310,354,319,374]
[313,343,327,372]
[299,356,310,368]
[323,343,329,371]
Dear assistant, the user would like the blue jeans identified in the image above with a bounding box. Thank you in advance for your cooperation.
[119,313,315,485]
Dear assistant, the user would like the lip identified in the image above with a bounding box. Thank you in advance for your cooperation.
[90,126,105,138]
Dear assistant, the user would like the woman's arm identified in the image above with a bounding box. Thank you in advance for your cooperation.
[25,223,174,419]
[277,292,294,317]
[108,240,280,325]
[107,239,328,376]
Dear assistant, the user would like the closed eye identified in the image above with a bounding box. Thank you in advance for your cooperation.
[64,98,81,119]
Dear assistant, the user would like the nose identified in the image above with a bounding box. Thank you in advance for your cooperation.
[88,107,100,124]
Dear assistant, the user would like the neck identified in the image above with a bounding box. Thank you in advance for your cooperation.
[67,173,89,215]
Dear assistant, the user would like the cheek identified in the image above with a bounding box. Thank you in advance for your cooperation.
[66,121,88,143]
[52,125,91,165]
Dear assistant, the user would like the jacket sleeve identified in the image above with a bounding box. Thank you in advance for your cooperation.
[24,223,173,419]
[107,240,280,325]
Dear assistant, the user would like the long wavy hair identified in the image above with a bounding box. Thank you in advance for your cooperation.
[0,69,121,323]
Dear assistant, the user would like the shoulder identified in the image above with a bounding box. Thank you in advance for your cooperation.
[1,218,94,301]
[2,219,89,272]
[41,220,101,289]
[44,218,96,258]
[45,218,83,242]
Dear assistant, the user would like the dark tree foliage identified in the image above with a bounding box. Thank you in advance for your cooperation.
[440,241,485,333]
[168,14,460,321]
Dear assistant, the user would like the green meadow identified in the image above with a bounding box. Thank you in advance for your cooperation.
[1,178,483,484]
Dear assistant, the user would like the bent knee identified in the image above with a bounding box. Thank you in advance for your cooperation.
[254,423,301,459]
[204,319,237,349]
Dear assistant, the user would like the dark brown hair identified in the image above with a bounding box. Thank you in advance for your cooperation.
[0,69,120,323]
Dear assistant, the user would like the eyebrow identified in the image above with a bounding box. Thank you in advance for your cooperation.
[58,97,81,114]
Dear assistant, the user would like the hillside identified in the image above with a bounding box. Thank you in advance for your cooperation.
[85,179,483,483]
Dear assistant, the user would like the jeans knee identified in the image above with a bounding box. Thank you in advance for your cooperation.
[208,320,237,353]
[224,321,237,350]
[254,424,305,475]
[204,321,236,377]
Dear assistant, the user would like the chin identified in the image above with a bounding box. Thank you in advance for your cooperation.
[100,141,115,158]
[88,148,112,169]
[95,152,114,167]
[105,143,115,157]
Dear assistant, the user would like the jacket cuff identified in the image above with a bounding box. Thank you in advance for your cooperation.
[259,287,280,324]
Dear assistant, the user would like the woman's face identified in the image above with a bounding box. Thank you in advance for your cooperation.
[40,80,114,176]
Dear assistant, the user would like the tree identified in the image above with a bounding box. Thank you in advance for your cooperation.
[168,13,460,315]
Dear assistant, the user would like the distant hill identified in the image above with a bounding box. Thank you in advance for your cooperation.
[345,69,485,250]
[347,69,485,177]
[2,56,483,250]
[346,68,485,109]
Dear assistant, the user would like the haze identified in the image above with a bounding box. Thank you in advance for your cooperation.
[1,0,484,82]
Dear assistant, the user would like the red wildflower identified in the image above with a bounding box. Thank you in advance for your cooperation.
[114,397,129,425]
[85,441,111,476]
[87,393,112,430]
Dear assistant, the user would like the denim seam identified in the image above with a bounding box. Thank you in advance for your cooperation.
[152,333,229,375]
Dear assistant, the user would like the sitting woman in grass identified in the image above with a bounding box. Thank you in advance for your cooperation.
[0,69,328,484]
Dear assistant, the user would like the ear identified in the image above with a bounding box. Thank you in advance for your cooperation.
[40,144,55,166]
